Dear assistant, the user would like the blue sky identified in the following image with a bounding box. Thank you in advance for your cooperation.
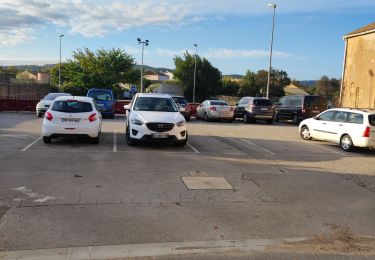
[0,0,374,80]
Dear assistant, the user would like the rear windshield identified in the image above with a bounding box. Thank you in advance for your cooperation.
[172,97,188,105]
[211,101,228,106]
[133,97,178,112]
[304,96,326,107]
[369,115,375,126]
[254,99,272,106]
[51,101,93,113]
[88,91,112,101]
[43,93,71,101]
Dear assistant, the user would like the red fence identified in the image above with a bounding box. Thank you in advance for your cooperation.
[0,97,131,114]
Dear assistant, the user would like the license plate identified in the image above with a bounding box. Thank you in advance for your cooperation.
[62,118,80,123]
[152,133,169,139]
[312,110,320,113]
[220,112,229,116]
[261,108,268,111]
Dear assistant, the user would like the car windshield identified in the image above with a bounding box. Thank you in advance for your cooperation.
[369,115,375,126]
[211,101,228,106]
[88,91,112,101]
[172,97,188,105]
[51,101,93,113]
[43,93,71,101]
[134,97,178,112]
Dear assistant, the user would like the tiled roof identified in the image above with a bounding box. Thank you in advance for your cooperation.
[345,21,375,38]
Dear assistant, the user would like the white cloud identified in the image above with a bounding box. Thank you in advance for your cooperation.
[0,0,374,46]
[205,48,291,59]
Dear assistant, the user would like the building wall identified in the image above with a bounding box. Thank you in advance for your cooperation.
[342,33,375,109]
[152,83,184,96]
[0,83,51,97]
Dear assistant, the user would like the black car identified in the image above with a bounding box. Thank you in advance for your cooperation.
[234,97,274,124]
[171,96,191,121]
[274,95,327,125]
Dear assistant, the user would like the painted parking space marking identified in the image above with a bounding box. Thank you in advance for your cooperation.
[240,138,276,156]
[187,142,200,154]
[113,130,117,152]
[21,136,42,152]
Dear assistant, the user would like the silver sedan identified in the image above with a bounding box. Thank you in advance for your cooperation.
[196,100,234,122]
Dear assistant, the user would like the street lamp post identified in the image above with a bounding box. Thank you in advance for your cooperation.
[266,3,276,99]
[193,43,198,103]
[59,34,64,93]
[137,38,149,93]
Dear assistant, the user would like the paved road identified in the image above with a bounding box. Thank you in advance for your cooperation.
[0,112,374,258]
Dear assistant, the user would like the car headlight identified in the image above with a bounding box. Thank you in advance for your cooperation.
[131,118,143,125]
[36,102,43,108]
[176,120,186,127]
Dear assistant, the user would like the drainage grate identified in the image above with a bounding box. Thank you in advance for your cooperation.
[182,177,233,190]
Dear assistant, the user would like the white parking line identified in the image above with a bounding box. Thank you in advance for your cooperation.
[21,136,42,152]
[113,130,117,152]
[240,138,275,156]
[187,143,200,154]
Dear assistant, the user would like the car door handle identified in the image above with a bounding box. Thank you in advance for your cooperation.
[338,124,343,126]
[322,123,327,125]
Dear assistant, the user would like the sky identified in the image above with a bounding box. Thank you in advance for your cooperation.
[0,0,374,80]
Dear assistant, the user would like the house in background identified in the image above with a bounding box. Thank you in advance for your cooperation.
[15,70,51,83]
[340,21,375,109]
[162,71,174,80]
[144,71,169,82]
[284,83,309,96]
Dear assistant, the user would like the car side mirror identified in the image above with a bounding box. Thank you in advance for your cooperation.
[313,116,318,120]
[235,103,238,106]
[124,105,131,111]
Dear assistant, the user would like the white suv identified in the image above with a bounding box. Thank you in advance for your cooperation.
[299,108,375,151]
[124,93,187,146]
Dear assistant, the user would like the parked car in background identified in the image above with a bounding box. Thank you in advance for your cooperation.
[36,93,72,117]
[171,96,191,121]
[124,93,187,146]
[299,108,375,151]
[42,96,102,144]
[274,95,327,125]
[87,88,115,118]
[188,102,200,118]
[234,97,274,124]
[196,100,234,122]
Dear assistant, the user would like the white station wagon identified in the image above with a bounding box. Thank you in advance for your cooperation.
[299,108,375,151]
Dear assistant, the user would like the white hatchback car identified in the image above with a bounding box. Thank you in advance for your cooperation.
[42,96,102,144]
[299,108,375,151]
[124,93,187,146]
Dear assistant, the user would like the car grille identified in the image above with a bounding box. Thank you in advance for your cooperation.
[146,122,174,132]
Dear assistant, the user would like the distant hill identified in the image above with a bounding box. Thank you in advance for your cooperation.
[4,64,174,73]
[299,80,316,87]
[223,74,244,79]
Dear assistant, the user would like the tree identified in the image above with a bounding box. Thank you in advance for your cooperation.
[173,52,222,102]
[50,48,137,94]
[314,76,341,101]
[239,70,258,96]
[220,76,241,96]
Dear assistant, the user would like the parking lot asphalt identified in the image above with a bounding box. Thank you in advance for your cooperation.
[0,112,374,258]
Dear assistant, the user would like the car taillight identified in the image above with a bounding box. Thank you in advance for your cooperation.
[209,106,216,111]
[89,113,97,122]
[363,126,371,137]
[45,112,53,121]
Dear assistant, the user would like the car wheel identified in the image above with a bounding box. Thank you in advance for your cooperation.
[126,127,137,146]
[43,136,51,144]
[340,134,354,152]
[267,119,273,125]
[110,114,115,119]
[243,113,248,124]
[292,114,299,125]
[195,113,199,120]
[185,116,191,122]
[227,119,232,123]
[204,113,210,122]
[91,136,99,144]
[175,136,188,147]
[274,114,279,122]
[37,113,42,118]
[300,125,312,140]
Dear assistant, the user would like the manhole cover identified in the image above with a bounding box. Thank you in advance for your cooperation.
[182,177,233,190]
